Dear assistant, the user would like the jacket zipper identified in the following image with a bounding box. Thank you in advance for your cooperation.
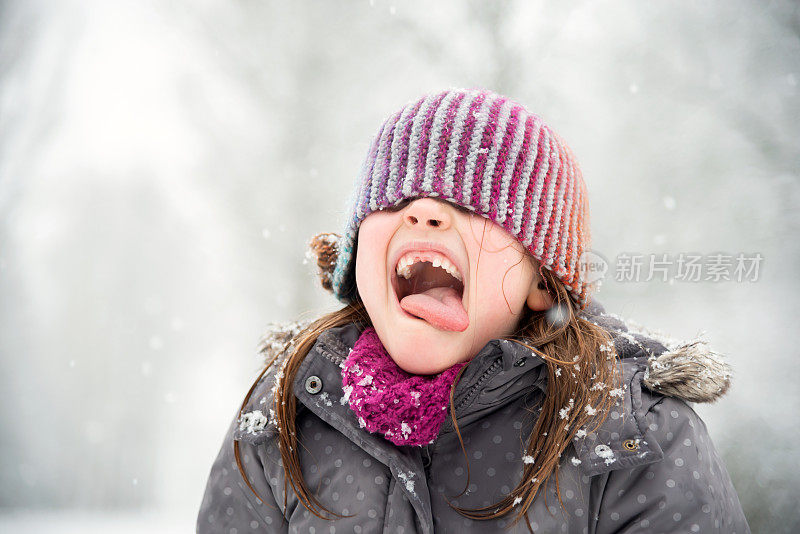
[441,356,503,432]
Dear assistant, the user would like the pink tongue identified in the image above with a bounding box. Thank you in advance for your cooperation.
[400,286,469,332]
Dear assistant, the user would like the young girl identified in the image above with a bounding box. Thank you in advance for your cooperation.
[197,88,750,533]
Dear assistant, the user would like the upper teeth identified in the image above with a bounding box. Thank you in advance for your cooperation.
[396,251,463,282]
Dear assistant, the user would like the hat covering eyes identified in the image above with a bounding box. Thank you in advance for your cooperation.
[328,88,593,310]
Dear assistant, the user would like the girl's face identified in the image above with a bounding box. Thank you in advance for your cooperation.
[355,197,550,375]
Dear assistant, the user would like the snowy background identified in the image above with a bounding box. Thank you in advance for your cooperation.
[0,0,798,532]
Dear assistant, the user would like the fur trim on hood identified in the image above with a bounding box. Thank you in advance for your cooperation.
[580,299,732,403]
[641,339,731,403]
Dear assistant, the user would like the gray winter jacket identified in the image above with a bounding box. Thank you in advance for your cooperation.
[197,301,750,533]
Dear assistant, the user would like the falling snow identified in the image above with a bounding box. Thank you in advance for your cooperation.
[0,3,790,528]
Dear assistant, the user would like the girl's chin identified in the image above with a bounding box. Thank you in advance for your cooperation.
[392,358,459,375]
[376,312,474,373]
[384,340,467,375]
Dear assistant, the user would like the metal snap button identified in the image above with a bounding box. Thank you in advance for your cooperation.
[305,375,322,394]
[622,439,639,451]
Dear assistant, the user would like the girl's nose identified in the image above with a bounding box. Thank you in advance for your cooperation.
[403,198,452,230]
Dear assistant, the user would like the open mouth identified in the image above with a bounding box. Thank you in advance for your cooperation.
[391,251,468,332]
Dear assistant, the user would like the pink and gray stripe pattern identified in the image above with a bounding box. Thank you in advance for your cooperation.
[332,88,592,309]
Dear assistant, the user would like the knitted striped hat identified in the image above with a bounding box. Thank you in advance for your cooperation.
[329,88,593,309]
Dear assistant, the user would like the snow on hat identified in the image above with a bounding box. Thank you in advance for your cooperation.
[322,87,594,309]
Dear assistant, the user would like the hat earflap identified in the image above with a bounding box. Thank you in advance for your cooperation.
[308,233,340,292]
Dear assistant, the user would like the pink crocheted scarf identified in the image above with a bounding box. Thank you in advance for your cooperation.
[340,327,466,447]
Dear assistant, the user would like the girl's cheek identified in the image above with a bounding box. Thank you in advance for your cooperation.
[472,264,507,311]
[494,254,534,313]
